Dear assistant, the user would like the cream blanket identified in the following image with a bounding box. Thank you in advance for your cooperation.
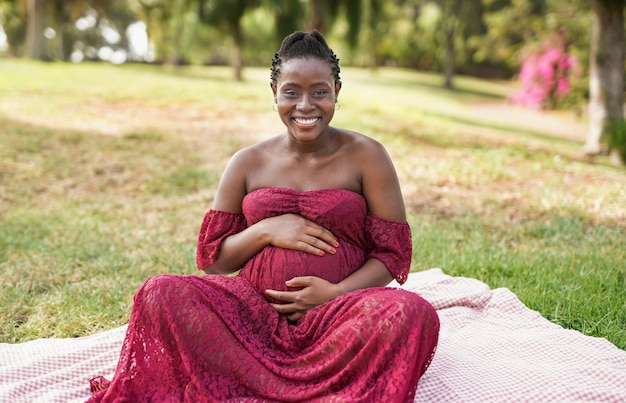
[1,269,625,402]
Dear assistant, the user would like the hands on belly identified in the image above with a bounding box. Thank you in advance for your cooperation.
[260,213,345,322]
[264,276,346,322]
[262,213,339,257]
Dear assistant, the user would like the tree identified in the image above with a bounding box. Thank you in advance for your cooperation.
[22,0,129,61]
[583,0,625,164]
[48,0,109,61]
[308,0,340,34]
[268,0,305,46]
[305,0,384,66]
[434,0,463,88]
[138,0,175,63]
[472,0,547,75]
[198,0,260,81]
[25,0,45,59]
[0,0,27,57]
[309,0,324,33]
[168,0,193,64]
[362,0,384,68]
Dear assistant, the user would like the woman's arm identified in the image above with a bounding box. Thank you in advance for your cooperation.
[339,137,407,290]
[359,137,407,222]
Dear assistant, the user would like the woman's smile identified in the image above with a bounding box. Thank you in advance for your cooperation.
[293,116,321,127]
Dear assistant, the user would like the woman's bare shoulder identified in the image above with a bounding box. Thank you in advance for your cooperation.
[335,128,388,159]
[213,136,283,211]
[228,136,282,167]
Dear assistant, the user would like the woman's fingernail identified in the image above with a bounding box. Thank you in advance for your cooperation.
[330,248,336,254]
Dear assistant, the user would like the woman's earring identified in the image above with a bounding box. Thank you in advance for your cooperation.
[335,102,341,111]
[272,102,278,112]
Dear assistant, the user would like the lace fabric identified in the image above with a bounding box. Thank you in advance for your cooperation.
[88,188,439,402]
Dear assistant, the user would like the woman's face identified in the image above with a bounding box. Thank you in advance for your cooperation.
[272,57,341,144]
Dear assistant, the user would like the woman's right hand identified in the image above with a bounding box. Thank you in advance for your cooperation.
[261,214,338,256]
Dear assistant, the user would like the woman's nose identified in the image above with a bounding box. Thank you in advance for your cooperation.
[296,95,312,110]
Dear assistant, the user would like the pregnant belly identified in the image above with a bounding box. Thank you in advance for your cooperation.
[240,244,365,301]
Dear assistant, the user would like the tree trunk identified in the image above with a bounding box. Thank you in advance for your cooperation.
[26,0,46,60]
[443,27,454,89]
[232,22,243,81]
[170,0,188,65]
[584,0,625,155]
[310,0,326,34]
[367,0,381,70]
[53,3,65,61]
[439,0,463,89]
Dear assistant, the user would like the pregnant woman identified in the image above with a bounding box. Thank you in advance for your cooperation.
[88,30,439,403]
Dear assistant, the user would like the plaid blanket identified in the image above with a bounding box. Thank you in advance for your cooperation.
[1,269,625,402]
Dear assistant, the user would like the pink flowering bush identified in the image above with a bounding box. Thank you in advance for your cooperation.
[510,31,579,110]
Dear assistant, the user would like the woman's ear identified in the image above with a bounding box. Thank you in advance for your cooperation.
[270,82,277,98]
[335,82,342,99]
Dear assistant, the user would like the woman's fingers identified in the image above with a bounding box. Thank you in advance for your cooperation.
[308,223,339,249]
[285,276,314,288]
[266,214,339,255]
[286,312,304,321]
[266,276,345,322]
[268,299,305,322]
[298,235,337,256]
[302,222,339,255]
[265,289,292,303]
[265,277,313,303]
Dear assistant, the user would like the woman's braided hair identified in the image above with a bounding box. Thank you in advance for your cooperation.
[270,30,341,86]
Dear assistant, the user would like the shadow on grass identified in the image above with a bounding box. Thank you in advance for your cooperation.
[350,70,508,101]
[366,106,585,163]
[119,62,239,84]
[421,110,584,147]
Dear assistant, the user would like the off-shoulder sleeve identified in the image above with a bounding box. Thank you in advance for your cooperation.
[365,214,412,284]
[196,209,247,270]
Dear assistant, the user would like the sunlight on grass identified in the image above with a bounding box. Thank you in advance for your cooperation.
[1,59,624,349]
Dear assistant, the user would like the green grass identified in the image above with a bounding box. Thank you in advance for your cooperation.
[0,59,624,350]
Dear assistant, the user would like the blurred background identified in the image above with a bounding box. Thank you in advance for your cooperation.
[0,1,595,84]
[2,0,623,160]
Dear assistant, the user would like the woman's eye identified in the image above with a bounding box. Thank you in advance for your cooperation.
[314,90,328,97]
[283,90,297,97]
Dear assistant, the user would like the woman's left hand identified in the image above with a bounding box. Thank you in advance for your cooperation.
[265,276,345,322]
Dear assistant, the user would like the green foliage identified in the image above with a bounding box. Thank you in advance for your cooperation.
[198,0,258,26]
[240,6,276,65]
[0,0,26,56]
[0,0,598,80]
[343,0,361,48]
[374,2,437,70]
[0,0,603,123]
[472,0,547,69]
[269,0,306,46]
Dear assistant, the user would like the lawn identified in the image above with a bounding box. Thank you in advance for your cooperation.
[0,59,624,350]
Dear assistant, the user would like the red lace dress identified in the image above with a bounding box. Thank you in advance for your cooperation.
[87,188,439,402]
